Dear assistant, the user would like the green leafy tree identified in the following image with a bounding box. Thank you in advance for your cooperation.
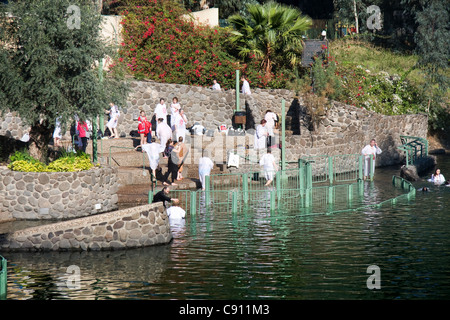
[0,0,128,162]
[402,0,449,130]
[227,1,312,82]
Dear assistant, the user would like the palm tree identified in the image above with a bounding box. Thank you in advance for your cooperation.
[228,1,312,82]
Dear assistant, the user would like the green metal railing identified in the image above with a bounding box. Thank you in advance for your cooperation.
[398,135,428,167]
[0,255,6,300]
[150,174,414,217]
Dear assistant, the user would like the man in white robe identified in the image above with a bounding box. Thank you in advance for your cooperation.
[241,76,251,95]
[254,119,268,150]
[361,139,382,179]
[198,151,214,190]
[156,118,172,153]
[264,110,277,146]
[259,149,278,186]
[166,199,186,227]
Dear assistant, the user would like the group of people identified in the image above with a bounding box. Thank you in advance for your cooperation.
[135,97,217,190]
[254,110,278,150]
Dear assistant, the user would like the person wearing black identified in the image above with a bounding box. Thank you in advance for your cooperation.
[163,141,180,186]
[152,186,178,208]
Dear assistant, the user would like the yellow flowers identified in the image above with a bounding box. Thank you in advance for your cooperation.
[8,154,94,172]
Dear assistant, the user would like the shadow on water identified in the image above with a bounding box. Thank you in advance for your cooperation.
[3,155,450,300]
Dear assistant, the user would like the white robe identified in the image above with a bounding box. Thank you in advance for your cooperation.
[107,105,120,128]
[154,103,168,124]
[242,80,251,95]
[142,143,161,170]
[198,157,214,189]
[259,153,276,181]
[264,112,277,136]
[156,122,172,153]
[361,144,382,177]
[429,174,445,184]
[254,124,267,149]
[174,113,187,142]
[166,206,186,226]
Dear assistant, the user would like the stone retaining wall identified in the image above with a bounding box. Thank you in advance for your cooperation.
[0,166,119,221]
[0,203,172,251]
[0,80,428,168]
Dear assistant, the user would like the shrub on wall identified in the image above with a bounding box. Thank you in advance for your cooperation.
[112,0,290,89]
[8,150,95,172]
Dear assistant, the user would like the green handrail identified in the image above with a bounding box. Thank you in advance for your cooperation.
[0,255,7,300]
[398,135,428,167]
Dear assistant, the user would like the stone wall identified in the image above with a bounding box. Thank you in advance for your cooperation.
[0,166,119,221]
[0,203,172,251]
[0,80,428,168]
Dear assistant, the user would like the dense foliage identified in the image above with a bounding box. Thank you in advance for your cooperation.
[113,0,293,89]
[0,0,129,162]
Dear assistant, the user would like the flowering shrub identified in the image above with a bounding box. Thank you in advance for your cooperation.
[337,66,425,115]
[113,0,290,89]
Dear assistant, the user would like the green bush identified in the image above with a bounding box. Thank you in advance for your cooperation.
[111,0,291,89]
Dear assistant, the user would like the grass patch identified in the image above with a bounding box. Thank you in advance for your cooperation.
[330,39,424,85]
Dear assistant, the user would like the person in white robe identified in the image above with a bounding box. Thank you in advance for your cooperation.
[211,79,221,91]
[264,110,277,146]
[166,200,186,227]
[106,102,120,139]
[198,151,214,190]
[259,149,278,186]
[361,139,382,179]
[241,76,251,95]
[254,119,268,150]
[156,118,173,153]
[141,137,161,179]
[174,109,187,142]
[170,97,181,130]
[428,168,445,184]
[53,116,62,147]
[154,98,168,126]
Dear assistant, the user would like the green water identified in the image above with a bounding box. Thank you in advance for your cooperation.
[2,155,450,300]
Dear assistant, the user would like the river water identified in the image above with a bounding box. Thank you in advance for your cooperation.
[2,155,450,300]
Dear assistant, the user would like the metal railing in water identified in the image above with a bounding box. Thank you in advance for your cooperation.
[149,174,415,217]
[0,255,6,300]
[398,135,428,167]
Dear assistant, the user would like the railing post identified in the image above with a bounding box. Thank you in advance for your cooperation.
[276,171,281,200]
[205,175,211,205]
[348,183,353,203]
[242,173,248,204]
[370,154,374,181]
[0,256,6,300]
[270,189,276,212]
[328,156,333,185]
[148,190,153,204]
[299,160,305,195]
[358,155,363,180]
[232,191,238,213]
[306,161,313,189]
[190,191,196,216]
[328,185,334,204]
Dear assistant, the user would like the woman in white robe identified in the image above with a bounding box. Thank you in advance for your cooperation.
[141,137,161,179]
[361,139,382,179]
[254,119,268,150]
[174,109,187,142]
